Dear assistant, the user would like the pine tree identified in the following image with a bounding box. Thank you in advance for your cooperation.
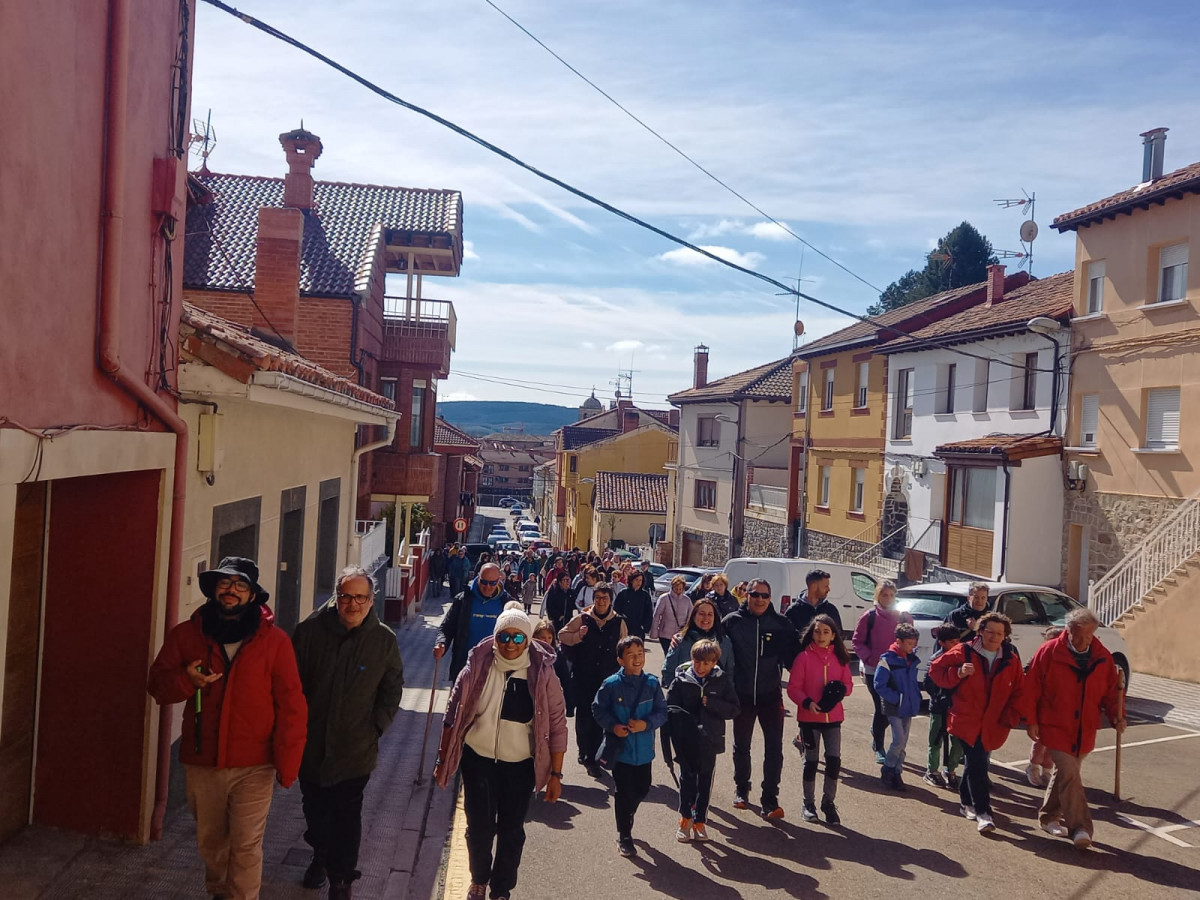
[868,222,997,315]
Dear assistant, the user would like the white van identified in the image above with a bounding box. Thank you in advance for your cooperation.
[722,557,880,637]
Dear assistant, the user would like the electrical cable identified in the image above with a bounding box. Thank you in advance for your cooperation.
[481,0,883,295]
[197,0,1055,375]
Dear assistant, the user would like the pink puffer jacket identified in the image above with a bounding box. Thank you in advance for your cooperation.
[787,644,854,724]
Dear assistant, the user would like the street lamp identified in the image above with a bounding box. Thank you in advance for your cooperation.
[1027,316,1063,436]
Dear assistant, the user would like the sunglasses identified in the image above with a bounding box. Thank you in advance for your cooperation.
[496,632,528,645]
[479,577,501,586]
[748,591,771,599]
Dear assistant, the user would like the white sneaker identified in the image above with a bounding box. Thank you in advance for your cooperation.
[960,804,976,821]
[1072,829,1092,849]
[1025,764,1044,787]
[976,812,996,833]
[1040,820,1068,838]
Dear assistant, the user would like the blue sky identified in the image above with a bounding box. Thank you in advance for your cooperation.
[190,0,1200,409]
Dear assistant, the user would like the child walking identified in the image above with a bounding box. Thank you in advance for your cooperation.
[874,623,922,790]
[592,635,668,858]
[923,625,964,789]
[665,639,740,842]
[787,614,854,824]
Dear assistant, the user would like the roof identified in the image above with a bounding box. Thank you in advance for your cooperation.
[1053,159,1200,232]
[571,405,677,432]
[593,471,669,515]
[434,417,480,450]
[878,271,1074,352]
[934,434,1063,462]
[561,426,621,450]
[668,356,793,404]
[184,172,462,298]
[580,391,604,410]
[180,303,393,409]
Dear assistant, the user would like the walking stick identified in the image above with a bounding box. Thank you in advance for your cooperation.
[414,654,442,785]
[1114,668,1126,800]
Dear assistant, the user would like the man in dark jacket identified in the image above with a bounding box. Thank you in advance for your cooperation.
[435,562,508,681]
[723,579,798,820]
[785,569,843,637]
[944,582,992,640]
[293,567,405,898]
[558,585,627,774]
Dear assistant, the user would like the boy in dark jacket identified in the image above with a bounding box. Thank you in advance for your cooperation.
[922,625,963,789]
[873,623,922,790]
[666,639,740,842]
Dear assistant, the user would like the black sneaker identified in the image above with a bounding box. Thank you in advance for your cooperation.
[820,801,841,826]
[732,794,750,810]
[801,801,818,822]
[617,836,636,857]
[302,857,327,890]
[329,882,353,900]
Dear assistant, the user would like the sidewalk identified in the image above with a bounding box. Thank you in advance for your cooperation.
[1126,671,1200,732]
[0,591,457,900]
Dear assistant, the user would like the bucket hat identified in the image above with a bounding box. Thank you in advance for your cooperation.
[198,556,265,600]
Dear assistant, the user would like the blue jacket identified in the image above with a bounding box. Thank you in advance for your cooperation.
[592,671,668,766]
[661,629,734,688]
[873,644,922,719]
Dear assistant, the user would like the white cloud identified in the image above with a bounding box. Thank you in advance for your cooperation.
[747,221,793,241]
[580,340,595,350]
[686,219,745,240]
[606,339,644,352]
[658,245,766,268]
[441,389,479,402]
[463,239,480,261]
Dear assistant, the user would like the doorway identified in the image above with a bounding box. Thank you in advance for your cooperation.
[275,487,306,633]
[314,478,341,604]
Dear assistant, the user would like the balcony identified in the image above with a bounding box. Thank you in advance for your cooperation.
[383,296,457,377]
[370,450,438,499]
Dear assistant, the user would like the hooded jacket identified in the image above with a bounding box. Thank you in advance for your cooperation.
[666,663,740,761]
[436,638,567,791]
[592,671,668,766]
[1022,632,1121,756]
[787,644,854,724]
[929,637,1024,751]
[542,583,577,633]
[784,597,844,638]
[944,600,992,639]
[292,600,405,786]
[438,577,509,680]
[722,603,799,704]
[661,628,735,688]
[851,605,912,671]
[705,589,741,620]
[872,642,923,719]
[558,605,628,690]
[147,603,307,785]
[614,586,654,638]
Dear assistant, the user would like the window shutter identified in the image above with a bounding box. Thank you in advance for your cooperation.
[1145,388,1180,448]
[1161,244,1188,269]
[1080,394,1099,447]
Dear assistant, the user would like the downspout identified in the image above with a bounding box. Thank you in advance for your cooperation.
[98,0,189,841]
[998,456,1012,580]
[344,416,400,568]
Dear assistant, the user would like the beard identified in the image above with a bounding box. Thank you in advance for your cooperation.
[200,595,262,644]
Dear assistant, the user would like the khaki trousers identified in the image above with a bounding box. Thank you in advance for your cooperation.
[1039,749,1093,837]
[185,764,276,900]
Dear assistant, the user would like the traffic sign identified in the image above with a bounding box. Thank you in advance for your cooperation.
[453,517,468,533]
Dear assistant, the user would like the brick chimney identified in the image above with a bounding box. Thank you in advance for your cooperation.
[252,207,304,345]
[693,344,709,389]
[279,125,323,210]
[668,409,680,428]
[622,409,639,433]
[1140,127,1168,182]
[985,264,1006,306]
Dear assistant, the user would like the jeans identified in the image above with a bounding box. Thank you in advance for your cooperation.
[300,774,371,884]
[798,722,842,803]
[863,671,887,754]
[927,713,964,772]
[460,746,535,896]
[960,736,993,814]
[678,760,716,823]
[184,763,275,900]
[732,693,785,809]
[613,762,653,838]
[884,715,912,770]
[574,679,604,763]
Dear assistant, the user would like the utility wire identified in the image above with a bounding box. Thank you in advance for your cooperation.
[481,0,883,295]
[198,0,1054,374]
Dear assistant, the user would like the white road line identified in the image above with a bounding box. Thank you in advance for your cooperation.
[1116,813,1194,848]
[996,730,1200,769]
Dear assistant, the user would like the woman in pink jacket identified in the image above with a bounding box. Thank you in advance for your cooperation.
[787,614,854,825]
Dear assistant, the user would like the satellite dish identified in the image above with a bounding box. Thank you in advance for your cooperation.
[1019,220,1039,243]
[793,320,805,337]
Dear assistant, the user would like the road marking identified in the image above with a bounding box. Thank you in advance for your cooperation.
[996,730,1200,770]
[1116,813,1197,848]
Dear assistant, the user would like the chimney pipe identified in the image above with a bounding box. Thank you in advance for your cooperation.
[693,344,709,389]
[279,125,324,210]
[986,264,1006,306]
[1141,127,1168,182]
[622,410,639,434]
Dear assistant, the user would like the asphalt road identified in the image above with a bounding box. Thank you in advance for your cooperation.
[497,641,1200,900]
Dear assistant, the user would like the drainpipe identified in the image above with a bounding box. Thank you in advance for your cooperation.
[97,0,189,841]
[998,458,1012,580]
[344,417,400,569]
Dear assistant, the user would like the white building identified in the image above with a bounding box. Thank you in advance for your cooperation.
[880,268,1073,584]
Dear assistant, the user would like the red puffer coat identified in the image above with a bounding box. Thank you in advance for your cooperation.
[929,638,1024,751]
[147,605,308,786]
[1022,632,1121,756]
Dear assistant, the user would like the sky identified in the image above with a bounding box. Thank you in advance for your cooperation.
[189,0,1200,410]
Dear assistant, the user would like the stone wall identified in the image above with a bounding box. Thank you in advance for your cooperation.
[702,531,730,567]
[742,516,788,558]
[1062,491,1185,585]
[802,529,870,561]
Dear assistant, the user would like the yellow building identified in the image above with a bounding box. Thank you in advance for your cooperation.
[591,472,669,551]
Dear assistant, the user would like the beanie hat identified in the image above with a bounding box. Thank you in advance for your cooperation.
[494,600,533,639]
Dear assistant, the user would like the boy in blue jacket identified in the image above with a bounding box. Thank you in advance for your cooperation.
[873,623,922,790]
[593,635,668,857]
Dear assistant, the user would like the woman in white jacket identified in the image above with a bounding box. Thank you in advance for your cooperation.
[650,575,694,652]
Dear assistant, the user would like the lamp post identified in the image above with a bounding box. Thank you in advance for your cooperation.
[715,411,745,559]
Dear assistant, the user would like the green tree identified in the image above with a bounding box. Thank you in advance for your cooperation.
[869,222,997,315]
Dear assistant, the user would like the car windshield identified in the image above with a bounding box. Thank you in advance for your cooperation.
[896,591,958,620]
[851,572,877,602]
[1034,591,1080,626]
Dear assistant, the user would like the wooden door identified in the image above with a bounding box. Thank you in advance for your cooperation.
[682,533,703,566]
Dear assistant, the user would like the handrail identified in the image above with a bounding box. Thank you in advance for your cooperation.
[827,518,882,560]
[852,523,908,564]
[1089,486,1200,625]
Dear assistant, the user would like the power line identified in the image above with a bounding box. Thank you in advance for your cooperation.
[198,0,1056,374]
[481,0,883,295]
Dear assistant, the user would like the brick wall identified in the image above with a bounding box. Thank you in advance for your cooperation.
[184,289,255,325]
[296,296,355,379]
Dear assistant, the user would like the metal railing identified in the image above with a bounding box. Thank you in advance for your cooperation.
[827,518,882,563]
[383,296,457,349]
[354,519,388,571]
[1089,487,1200,625]
[747,484,788,510]
[909,518,943,559]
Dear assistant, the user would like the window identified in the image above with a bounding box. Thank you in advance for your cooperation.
[1017,352,1038,411]
[851,572,878,602]
[851,467,865,512]
[410,380,427,447]
[499,465,510,472]
[996,592,1042,626]
[818,465,831,507]
[569,455,577,473]
[1145,387,1181,449]
[855,361,870,408]
[893,368,914,438]
[697,416,719,447]
[1079,394,1099,448]
[379,377,397,403]
[937,363,957,414]
[797,370,808,414]
[823,368,835,411]
[695,479,717,510]
[948,467,997,530]
[1086,259,1105,314]
[972,359,990,412]
[483,464,494,474]
[1158,243,1188,303]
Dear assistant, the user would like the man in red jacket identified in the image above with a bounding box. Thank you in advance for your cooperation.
[1023,607,1125,850]
[148,557,307,900]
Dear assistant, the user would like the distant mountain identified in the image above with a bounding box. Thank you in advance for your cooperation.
[437,401,579,437]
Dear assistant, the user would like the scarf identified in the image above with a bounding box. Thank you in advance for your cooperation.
[200,599,262,645]
[468,643,532,751]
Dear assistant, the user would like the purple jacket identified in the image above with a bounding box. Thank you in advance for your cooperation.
[435,637,567,791]
[851,605,912,671]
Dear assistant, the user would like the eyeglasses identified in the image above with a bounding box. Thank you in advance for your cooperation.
[216,577,251,593]
[479,577,501,586]
[337,592,372,606]
[748,591,771,599]
[496,632,527,645]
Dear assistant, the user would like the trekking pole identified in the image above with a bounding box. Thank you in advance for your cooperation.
[414,654,442,785]
[1114,668,1126,801]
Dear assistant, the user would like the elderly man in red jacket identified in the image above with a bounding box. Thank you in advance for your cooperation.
[1023,606,1125,850]
[148,557,307,900]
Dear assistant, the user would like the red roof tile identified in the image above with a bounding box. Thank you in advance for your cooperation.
[593,472,669,514]
[434,417,480,450]
[934,434,1062,461]
[1053,160,1200,232]
[668,356,792,404]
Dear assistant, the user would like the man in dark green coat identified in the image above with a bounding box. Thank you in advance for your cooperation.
[293,567,405,899]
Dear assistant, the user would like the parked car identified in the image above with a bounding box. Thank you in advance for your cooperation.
[494,539,521,554]
[461,543,492,567]
[498,497,519,507]
[529,539,552,555]
[486,533,509,549]
[489,524,510,536]
[662,566,724,595]
[508,506,524,517]
[723,558,878,637]
[516,522,540,535]
[519,531,545,548]
[894,581,1133,687]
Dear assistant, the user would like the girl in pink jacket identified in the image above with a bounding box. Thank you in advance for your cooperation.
[787,614,854,825]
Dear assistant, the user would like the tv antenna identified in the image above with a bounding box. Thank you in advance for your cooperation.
[994,190,1037,275]
[611,365,639,402]
[774,247,816,350]
[189,109,217,173]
